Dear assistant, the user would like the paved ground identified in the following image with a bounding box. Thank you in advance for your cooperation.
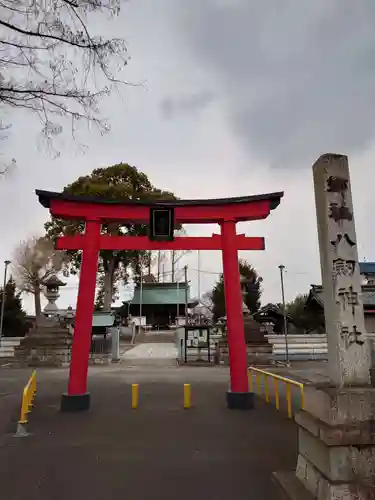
[0,365,297,500]
[270,360,330,384]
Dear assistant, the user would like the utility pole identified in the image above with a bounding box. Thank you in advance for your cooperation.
[184,265,188,323]
[171,250,175,282]
[197,250,201,300]
[278,264,289,366]
[157,251,161,282]
[176,279,180,322]
[0,260,11,345]
[139,267,143,330]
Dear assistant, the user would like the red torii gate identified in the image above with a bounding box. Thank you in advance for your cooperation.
[36,190,283,411]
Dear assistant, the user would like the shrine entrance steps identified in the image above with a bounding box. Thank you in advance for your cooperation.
[135,329,177,344]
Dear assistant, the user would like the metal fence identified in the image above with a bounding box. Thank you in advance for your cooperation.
[249,366,304,419]
[90,336,112,355]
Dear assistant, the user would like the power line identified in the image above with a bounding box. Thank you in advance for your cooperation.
[190,268,222,275]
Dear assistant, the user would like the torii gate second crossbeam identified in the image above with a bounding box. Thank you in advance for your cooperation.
[36,190,283,412]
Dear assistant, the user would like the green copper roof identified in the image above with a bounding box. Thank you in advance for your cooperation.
[131,282,190,305]
[92,312,116,327]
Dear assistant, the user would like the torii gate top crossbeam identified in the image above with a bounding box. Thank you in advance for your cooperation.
[36,190,284,224]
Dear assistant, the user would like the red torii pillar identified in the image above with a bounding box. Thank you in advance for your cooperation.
[65,219,101,405]
[36,189,283,411]
[221,220,249,405]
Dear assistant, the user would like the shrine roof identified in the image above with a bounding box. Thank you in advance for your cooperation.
[254,303,292,321]
[92,312,116,327]
[129,281,191,305]
[359,262,375,275]
[306,284,375,308]
[35,189,284,210]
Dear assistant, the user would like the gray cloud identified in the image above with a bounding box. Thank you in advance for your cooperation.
[159,91,215,119]
[173,0,375,167]
[2,0,375,314]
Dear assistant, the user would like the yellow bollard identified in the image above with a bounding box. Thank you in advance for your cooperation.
[286,383,292,419]
[132,384,139,409]
[184,384,191,409]
[249,371,253,392]
[19,387,29,424]
[256,373,261,396]
[274,378,280,411]
[300,386,305,410]
[264,375,269,403]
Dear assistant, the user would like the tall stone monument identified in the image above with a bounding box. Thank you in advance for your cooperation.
[274,154,375,499]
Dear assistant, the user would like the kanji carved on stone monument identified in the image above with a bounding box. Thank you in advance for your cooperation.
[326,175,348,193]
[275,154,373,500]
[337,286,359,315]
[340,324,364,348]
[329,202,353,222]
[313,153,370,385]
[332,258,355,278]
[330,233,356,250]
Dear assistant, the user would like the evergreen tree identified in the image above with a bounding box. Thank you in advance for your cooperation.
[0,277,28,337]
[45,163,179,311]
[211,260,262,320]
[285,294,325,333]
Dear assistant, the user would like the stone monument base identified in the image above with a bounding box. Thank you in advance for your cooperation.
[273,384,375,499]
[246,343,273,365]
[217,342,273,366]
[15,320,72,367]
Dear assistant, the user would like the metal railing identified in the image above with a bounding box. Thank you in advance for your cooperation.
[16,370,37,436]
[248,366,304,419]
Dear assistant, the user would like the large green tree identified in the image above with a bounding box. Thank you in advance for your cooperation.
[45,163,178,311]
[211,259,263,320]
[285,294,325,333]
[0,277,28,337]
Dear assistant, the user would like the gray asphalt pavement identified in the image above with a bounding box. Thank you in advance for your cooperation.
[0,365,297,500]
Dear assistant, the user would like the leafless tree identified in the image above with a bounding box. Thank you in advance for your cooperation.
[12,236,68,321]
[200,291,213,312]
[158,229,191,282]
[0,121,16,175]
[0,0,130,157]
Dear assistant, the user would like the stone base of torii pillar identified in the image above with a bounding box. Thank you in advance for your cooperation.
[274,154,375,500]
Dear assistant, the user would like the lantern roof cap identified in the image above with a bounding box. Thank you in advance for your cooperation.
[42,274,66,287]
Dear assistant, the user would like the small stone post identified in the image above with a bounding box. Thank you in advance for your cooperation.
[111,327,120,363]
[274,154,375,500]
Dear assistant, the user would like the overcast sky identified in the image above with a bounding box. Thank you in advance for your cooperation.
[2,0,375,314]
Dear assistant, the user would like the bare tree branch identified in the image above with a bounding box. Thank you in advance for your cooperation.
[0,0,130,158]
[11,236,68,318]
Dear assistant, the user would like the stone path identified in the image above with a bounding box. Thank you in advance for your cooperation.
[0,365,297,500]
[121,342,178,366]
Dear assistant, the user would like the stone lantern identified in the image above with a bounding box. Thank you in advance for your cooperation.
[15,273,72,367]
[42,274,66,316]
[240,275,272,365]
